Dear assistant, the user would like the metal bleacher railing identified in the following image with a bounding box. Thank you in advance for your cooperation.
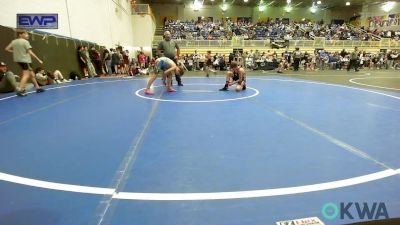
[154,37,400,49]
[347,23,382,41]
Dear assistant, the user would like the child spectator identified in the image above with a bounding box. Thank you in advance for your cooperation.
[35,67,55,86]
[35,68,72,86]
[5,30,45,96]
[138,51,147,69]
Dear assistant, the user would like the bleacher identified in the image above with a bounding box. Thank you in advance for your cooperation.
[154,20,400,61]
[154,36,396,56]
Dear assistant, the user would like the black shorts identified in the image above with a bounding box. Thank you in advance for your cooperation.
[232,73,246,84]
[18,63,33,71]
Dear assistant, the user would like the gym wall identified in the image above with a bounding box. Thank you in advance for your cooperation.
[150,3,362,26]
[0,25,100,79]
[0,0,135,48]
[360,3,400,31]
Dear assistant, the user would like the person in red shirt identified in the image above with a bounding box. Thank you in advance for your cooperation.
[138,52,147,69]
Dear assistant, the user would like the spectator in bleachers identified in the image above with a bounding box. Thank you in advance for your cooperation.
[164,19,400,41]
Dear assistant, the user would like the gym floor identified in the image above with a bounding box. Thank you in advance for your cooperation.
[0,70,399,225]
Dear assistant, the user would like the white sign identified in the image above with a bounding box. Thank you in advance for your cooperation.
[276,217,325,225]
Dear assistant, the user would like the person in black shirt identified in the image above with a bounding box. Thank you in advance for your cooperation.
[219,61,246,92]
[293,47,302,71]
[0,61,33,94]
[340,49,347,58]
[347,47,359,72]
[102,47,112,75]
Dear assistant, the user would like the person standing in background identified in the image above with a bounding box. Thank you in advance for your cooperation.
[348,47,359,72]
[5,30,45,96]
[293,47,302,71]
[157,31,183,86]
[102,47,112,76]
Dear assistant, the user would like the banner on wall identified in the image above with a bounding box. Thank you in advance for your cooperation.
[366,13,400,28]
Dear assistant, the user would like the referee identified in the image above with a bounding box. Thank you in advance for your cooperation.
[347,46,359,72]
[157,31,183,86]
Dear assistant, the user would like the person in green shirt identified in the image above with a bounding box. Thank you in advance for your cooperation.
[157,31,183,86]
[5,30,45,96]
[347,47,359,72]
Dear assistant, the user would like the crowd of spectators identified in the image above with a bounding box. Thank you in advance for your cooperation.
[175,48,400,73]
[2,25,399,96]
[1,42,150,96]
[164,19,400,41]
[76,45,151,79]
